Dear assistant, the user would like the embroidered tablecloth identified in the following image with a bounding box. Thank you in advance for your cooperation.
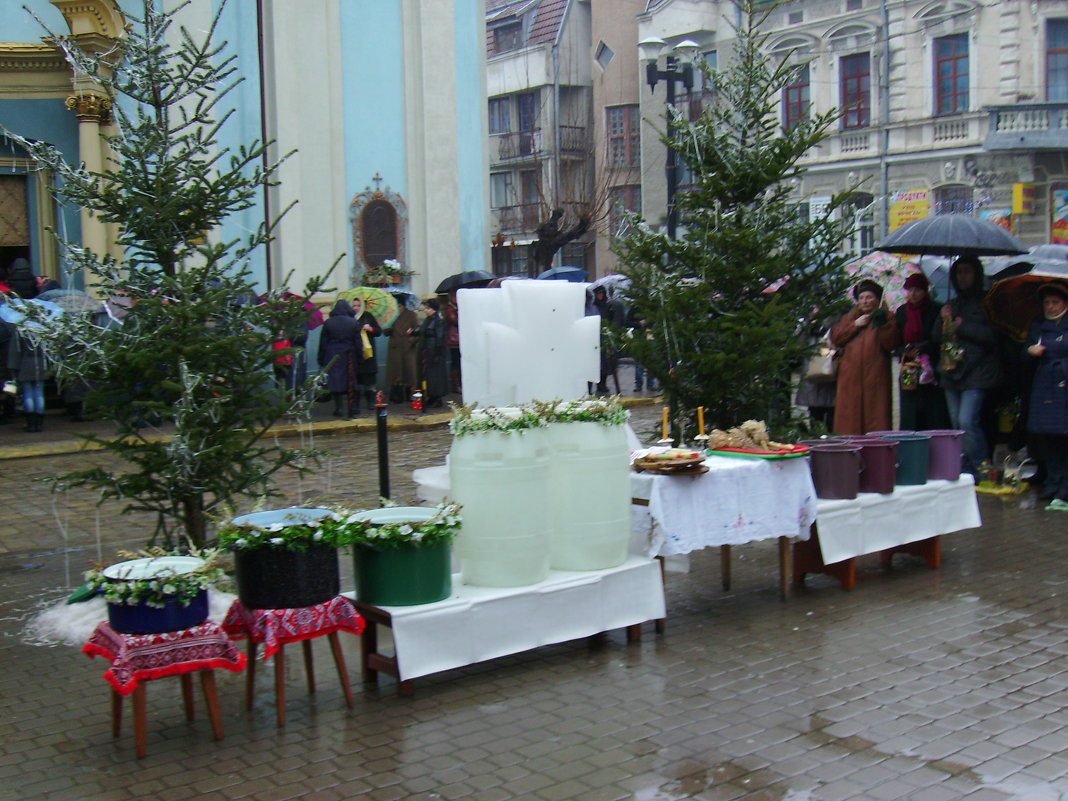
[631,455,818,556]
[222,596,365,660]
[83,620,246,695]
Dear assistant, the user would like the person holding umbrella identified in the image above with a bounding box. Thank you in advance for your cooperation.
[931,255,1003,478]
[1024,281,1068,509]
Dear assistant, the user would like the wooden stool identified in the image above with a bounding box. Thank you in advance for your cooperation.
[222,597,364,727]
[84,620,245,758]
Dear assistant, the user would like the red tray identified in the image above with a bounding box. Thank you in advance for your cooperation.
[706,445,810,460]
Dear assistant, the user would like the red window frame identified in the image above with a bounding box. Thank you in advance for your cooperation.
[935,34,969,115]
[1048,19,1068,102]
[607,105,640,167]
[840,53,870,129]
[784,65,810,130]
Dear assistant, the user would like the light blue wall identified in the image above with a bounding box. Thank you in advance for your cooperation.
[213,0,270,290]
[340,3,407,231]
[9,1,67,42]
[0,99,83,281]
[454,0,488,272]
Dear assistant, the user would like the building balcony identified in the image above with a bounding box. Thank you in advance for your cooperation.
[494,203,543,234]
[492,129,543,162]
[559,125,591,156]
[798,111,988,165]
[984,103,1068,151]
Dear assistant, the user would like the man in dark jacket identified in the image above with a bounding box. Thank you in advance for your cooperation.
[931,256,1002,477]
[6,258,38,299]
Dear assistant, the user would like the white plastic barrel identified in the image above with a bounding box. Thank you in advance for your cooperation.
[449,427,550,587]
[544,420,632,570]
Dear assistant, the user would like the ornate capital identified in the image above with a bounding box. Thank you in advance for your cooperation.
[65,93,113,124]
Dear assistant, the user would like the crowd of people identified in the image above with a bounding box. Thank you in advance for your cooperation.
[811,257,1068,510]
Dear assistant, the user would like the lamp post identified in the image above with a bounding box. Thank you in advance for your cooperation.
[639,37,699,240]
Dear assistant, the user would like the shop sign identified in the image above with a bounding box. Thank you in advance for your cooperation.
[1012,183,1036,215]
[1053,189,1068,245]
[889,189,929,231]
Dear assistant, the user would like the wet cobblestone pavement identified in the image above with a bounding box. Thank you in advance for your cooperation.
[2,405,1066,801]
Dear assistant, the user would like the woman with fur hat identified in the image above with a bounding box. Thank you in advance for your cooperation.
[894,271,951,430]
[831,279,901,434]
[1025,281,1068,509]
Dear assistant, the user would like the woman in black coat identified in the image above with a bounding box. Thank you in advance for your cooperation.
[317,298,381,417]
[894,272,950,430]
[417,299,449,408]
[1025,282,1068,508]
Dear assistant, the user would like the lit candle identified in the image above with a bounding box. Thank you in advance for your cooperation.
[697,406,705,437]
[662,406,669,440]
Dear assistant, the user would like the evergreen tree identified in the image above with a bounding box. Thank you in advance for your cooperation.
[5,1,336,548]
[616,0,855,438]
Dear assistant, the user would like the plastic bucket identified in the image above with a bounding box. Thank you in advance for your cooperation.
[880,434,930,485]
[866,430,915,437]
[354,541,451,606]
[845,437,897,494]
[797,438,848,449]
[107,590,209,635]
[808,444,863,500]
[919,429,965,481]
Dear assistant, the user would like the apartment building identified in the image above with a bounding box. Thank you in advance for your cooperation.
[486,0,596,276]
[637,0,1068,252]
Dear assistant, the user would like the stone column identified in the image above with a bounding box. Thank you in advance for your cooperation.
[64,93,113,280]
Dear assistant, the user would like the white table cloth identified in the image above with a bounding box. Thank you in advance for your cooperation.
[343,555,664,681]
[813,475,981,564]
[631,455,819,556]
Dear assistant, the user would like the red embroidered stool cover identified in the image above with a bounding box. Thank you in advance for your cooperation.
[222,596,364,727]
[83,620,246,758]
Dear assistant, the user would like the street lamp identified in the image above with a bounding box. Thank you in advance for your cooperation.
[639,37,699,239]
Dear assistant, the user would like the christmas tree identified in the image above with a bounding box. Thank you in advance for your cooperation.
[6,1,336,548]
[616,0,855,438]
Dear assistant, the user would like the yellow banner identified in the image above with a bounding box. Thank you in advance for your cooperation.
[889,189,929,231]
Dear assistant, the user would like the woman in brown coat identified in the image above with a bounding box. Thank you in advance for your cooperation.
[831,279,901,435]
[384,297,421,402]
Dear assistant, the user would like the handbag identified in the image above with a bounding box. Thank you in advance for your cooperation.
[805,342,838,383]
[940,316,964,372]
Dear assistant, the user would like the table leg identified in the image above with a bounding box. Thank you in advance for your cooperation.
[654,556,665,634]
[882,535,942,570]
[200,670,224,741]
[720,544,731,591]
[626,623,642,642]
[361,621,378,684]
[133,684,147,759]
[328,632,354,708]
[274,646,286,728]
[302,639,316,695]
[111,689,122,738]
[180,673,195,721]
[793,526,857,591]
[778,536,791,602]
[245,639,257,710]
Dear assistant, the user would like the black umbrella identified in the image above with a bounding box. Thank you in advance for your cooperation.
[875,214,1027,257]
[984,244,1068,281]
[435,270,494,294]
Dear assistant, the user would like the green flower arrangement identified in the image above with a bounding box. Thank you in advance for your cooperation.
[347,501,463,550]
[85,548,225,608]
[450,403,546,437]
[538,397,629,426]
[217,507,353,552]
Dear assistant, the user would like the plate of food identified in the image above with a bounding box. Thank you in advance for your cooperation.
[632,448,708,474]
[703,420,809,460]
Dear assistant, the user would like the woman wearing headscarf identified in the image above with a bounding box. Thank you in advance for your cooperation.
[1024,281,1068,509]
[831,279,901,435]
[417,298,449,409]
[318,298,381,417]
[384,294,421,403]
[931,255,1002,477]
[895,272,950,430]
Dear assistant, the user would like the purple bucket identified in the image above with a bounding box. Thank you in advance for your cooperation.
[809,444,863,500]
[797,438,848,449]
[845,437,898,494]
[866,430,915,437]
[919,429,965,481]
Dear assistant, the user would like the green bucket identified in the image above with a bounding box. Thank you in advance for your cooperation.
[353,539,452,606]
[881,434,930,486]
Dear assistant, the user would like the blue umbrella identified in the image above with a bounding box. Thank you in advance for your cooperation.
[536,265,587,282]
[0,297,65,328]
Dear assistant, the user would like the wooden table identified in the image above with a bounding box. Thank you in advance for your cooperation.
[345,554,665,695]
[793,476,981,590]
